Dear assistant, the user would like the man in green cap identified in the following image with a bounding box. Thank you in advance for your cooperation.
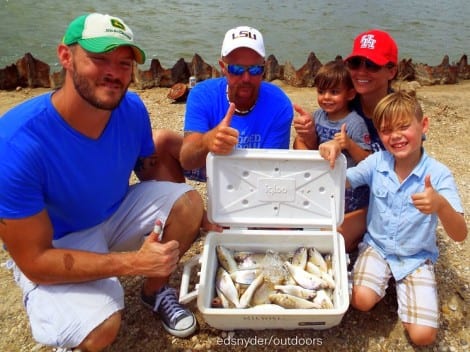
[0,13,202,350]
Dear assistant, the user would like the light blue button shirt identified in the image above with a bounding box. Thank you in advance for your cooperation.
[347,150,464,280]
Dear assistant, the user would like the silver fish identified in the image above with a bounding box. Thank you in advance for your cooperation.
[274,284,317,300]
[234,252,266,269]
[306,262,336,289]
[216,245,238,273]
[215,267,241,308]
[284,261,328,290]
[291,247,308,269]
[313,289,334,309]
[307,247,328,273]
[215,287,231,308]
[251,281,276,306]
[269,293,319,309]
[239,274,265,308]
[230,268,261,285]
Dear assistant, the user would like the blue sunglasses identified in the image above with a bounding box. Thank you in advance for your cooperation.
[225,63,265,76]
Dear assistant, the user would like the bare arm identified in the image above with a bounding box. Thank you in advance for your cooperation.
[1,209,181,285]
[411,175,467,242]
[180,103,238,169]
[334,123,371,164]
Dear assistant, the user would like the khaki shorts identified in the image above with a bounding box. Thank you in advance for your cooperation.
[353,244,439,328]
[10,180,193,348]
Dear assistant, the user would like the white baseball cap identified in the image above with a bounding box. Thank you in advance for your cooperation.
[221,26,265,58]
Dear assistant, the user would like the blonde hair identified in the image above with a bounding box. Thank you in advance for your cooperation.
[372,90,423,132]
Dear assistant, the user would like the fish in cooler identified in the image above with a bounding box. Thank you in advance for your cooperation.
[214,245,336,309]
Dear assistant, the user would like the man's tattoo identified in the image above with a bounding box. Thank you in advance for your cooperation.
[63,253,74,271]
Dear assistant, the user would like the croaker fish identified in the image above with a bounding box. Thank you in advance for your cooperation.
[216,267,241,308]
[251,281,276,306]
[284,261,328,290]
[269,293,319,309]
[306,262,336,289]
[307,247,328,273]
[239,273,265,308]
[274,284,317,300]
[291,247,308,269]
[313,289,334,309]
[216,245,238,273]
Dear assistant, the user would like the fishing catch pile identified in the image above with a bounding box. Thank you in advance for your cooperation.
[213,245,336,310]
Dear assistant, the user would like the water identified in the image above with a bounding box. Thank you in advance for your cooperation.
[1,0,468,71]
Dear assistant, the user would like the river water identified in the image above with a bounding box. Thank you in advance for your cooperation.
[1,0,468,70]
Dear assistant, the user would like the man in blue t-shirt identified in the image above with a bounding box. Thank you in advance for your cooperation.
[180,26,294,181]
[0,13,203,350]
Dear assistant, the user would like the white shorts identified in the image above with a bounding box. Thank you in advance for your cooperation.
[353,244,439,328]
[11,180,193,348]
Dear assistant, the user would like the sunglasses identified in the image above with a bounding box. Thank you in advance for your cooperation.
[225,63,265,76]
[346,57,385,73]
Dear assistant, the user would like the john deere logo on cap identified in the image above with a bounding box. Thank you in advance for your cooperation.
[111,18,125,30]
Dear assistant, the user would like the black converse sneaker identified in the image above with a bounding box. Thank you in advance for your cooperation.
[141,285,197,338]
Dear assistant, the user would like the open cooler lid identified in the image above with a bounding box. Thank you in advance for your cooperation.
[206,149,346,229]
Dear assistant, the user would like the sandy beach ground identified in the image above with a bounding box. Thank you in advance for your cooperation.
[0,80,469,352]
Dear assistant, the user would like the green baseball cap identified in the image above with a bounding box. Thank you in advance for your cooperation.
[63,13,146,64]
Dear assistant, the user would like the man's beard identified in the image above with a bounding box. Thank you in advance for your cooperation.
[72,69,129,111]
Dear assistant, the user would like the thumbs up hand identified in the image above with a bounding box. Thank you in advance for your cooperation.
[411,175,441,214]
[333,123,350,150]
[204,103,239,155]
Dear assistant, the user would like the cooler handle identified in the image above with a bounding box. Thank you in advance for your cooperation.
[179,254,201,304]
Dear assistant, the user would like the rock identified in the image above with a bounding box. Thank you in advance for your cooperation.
[189,53,214,82]
[397,58,415,81]
[457,55,470,80]
[294,52,323,87]
[264,54,282,81]
[0,64,19,90]
[16,53,50,88]
[167,82,189,102]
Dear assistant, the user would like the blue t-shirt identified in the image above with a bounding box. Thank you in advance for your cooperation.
[184,77,293,149]
[0,91,155,240]
[183,77,293,182]
[314,109,371,168]
[347,150,463,280]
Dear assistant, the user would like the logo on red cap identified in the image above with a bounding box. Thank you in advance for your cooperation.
[359,34,377,50]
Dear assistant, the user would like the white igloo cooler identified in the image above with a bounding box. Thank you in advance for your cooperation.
[179,149,349,330]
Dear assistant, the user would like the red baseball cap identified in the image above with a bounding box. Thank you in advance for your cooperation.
[345,29,398,66]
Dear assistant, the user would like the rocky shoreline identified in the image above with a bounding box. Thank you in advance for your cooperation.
[0,81,468,352]
[0,52,468,91]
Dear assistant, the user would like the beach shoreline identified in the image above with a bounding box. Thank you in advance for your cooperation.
[0,81,469,352]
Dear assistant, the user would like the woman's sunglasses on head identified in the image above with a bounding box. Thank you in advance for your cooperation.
[225,63,265,76]
[346,57,393,72]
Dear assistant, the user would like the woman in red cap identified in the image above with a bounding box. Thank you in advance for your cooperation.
[294,29,398,252]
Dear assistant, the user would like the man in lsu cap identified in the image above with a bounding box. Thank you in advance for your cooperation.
[179,25,294,182]
[0,12,204,350]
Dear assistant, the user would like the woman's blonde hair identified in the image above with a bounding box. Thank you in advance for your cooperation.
[372,90,423,132]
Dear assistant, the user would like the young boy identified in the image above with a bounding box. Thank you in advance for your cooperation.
[319,91,467,346]
[295,60,371,212]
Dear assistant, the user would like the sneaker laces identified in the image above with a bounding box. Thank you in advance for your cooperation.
[153,287,186,325]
